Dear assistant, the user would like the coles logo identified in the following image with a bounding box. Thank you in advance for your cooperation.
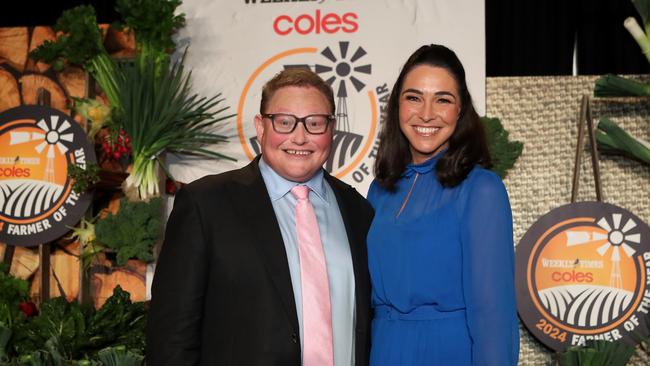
[237,41,390,184]
[516,202,650,351]
[273,10,358,35]
[0,166,31,178]
[0,105,96,246]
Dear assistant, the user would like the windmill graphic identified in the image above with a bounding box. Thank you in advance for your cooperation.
[9,115,73,183]
[566,213,640,288]
[314,41,372,133]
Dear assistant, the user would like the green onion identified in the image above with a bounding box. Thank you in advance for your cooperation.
[115,52,235,201]
[624,16,650,64]
[632,0,650,33]
[596,117,650,165]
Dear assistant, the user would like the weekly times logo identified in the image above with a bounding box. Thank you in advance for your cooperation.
[237,41,390,184]
[0,105,95,246]
[516,202,650,351]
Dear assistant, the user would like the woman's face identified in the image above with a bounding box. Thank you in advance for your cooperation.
[398,65,461,164]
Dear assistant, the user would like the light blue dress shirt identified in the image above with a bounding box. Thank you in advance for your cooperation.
[259,158,356,366]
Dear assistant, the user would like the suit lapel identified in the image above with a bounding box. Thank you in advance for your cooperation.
[233,159,299,333]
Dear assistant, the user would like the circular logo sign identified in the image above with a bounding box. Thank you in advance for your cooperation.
[516,201,650,351]
[0,105,96,246]
[236,41,389,185]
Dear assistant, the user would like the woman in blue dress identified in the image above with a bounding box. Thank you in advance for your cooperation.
[367,44,519,365]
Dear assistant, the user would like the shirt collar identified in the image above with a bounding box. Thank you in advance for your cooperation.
[403,148,447,177]
[259,156,329,204]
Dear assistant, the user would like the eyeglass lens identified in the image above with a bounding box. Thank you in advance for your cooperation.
[271,114,330,134]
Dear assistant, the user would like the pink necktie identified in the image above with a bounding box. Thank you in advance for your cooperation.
[291,185,334,366]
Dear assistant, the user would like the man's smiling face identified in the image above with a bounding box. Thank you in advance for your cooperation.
[254,85,334,182]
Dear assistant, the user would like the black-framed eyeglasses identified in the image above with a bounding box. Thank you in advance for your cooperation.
[262,113,335,134]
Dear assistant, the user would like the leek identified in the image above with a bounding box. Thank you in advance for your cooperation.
[596,117,650,165]
[594,74,650,97]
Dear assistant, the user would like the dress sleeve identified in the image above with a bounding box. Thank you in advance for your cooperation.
[366,179,379,207]
[146,187,209,365]
[460,172,519,366]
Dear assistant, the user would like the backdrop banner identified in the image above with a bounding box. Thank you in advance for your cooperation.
[172,0,485,194]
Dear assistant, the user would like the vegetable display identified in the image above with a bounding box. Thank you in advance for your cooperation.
[29,0,234,202]
[4,286,146,365]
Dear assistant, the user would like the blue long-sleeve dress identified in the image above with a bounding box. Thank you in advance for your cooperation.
[367,153,519,365]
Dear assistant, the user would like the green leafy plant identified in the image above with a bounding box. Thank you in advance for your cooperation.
[481,116,524,178]
[68,163,100,194]
[96,346,143,366]
[94,197,163,265]
[0,322,11,364]
[85,287,146,353]
[28,5,104,71]
[115,0,185,71]
[0,263,29,327]
[29,6,119,108]
[555,340,635,366]
[7,287,145,364]
[10,297,90,360]
[14,349,51,366]
[596,117,650,165]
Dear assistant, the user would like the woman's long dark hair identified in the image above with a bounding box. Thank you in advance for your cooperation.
[374,44,491,190]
